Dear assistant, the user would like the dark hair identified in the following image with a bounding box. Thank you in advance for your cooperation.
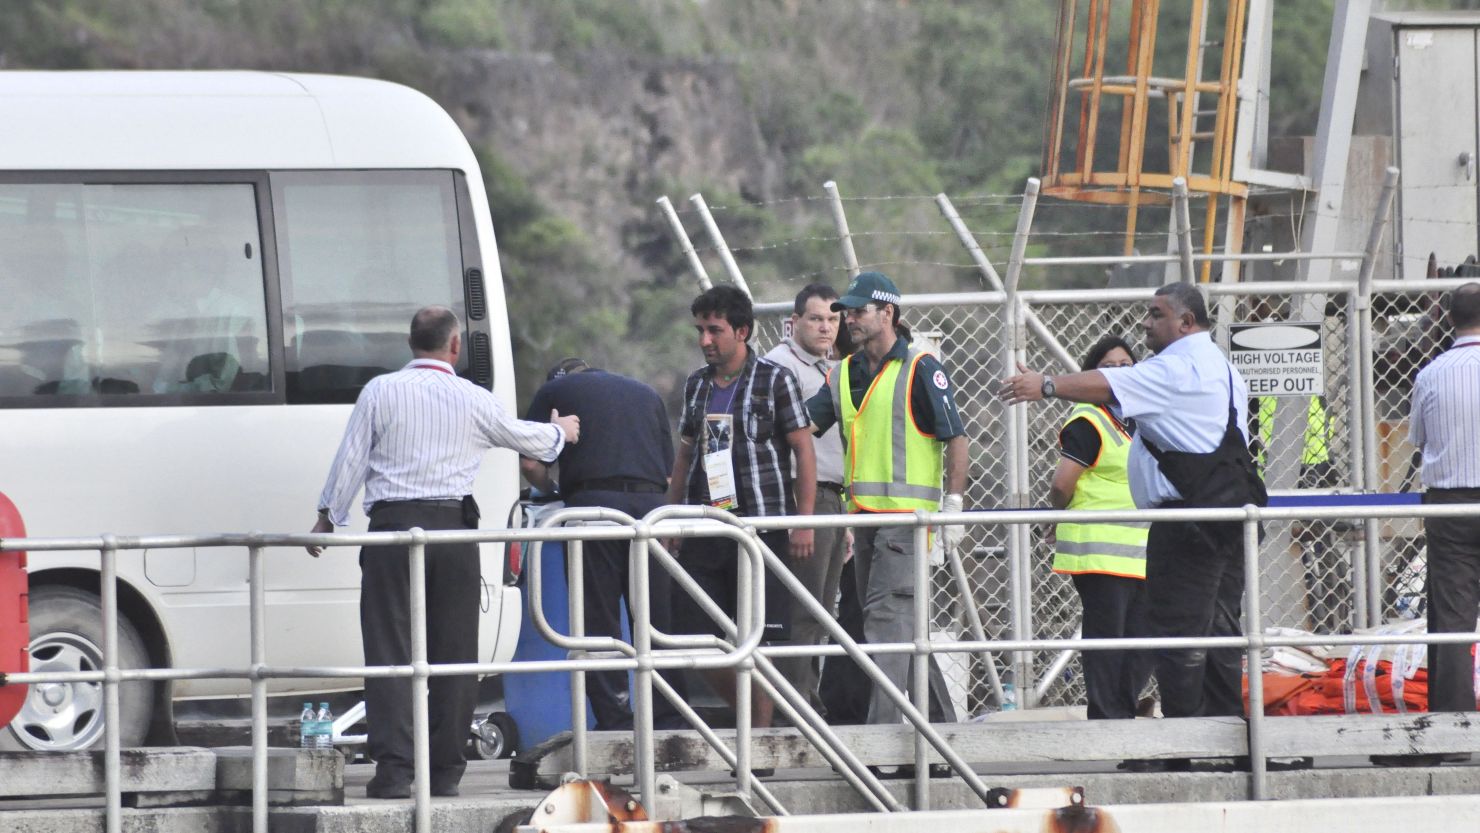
[691,285,754,340]
[1081,335,1137,371]
[409,306,459,352]
[1154,282,1211,328]
[546,357,590,382]
[1450,282,1480,330]
[793,282,839,315]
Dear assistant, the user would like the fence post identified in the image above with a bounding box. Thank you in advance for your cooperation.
[408,529,431,833]
[249,539,269,833]
[1358,168,1400,625]
[1173,178,1196,284]
[101,534,121,833]
[913,519,931,811]
[824,181,862,278]
[690,193,753,299]
[936,193,1077,372]
[657,195,713,292]
[1243,510,1268,800]
[1004,178,1040,705]
[630,528,657,806]
[567,535,588,775]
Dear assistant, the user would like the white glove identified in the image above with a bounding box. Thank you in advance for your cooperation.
[940,493,965,557]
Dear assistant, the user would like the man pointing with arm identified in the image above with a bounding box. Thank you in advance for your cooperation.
[1000,283,1265,721]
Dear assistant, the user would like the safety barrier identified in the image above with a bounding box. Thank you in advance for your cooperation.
[5,499,1480,832]
[746,275,1478,716]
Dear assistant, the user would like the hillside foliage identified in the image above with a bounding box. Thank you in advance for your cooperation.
[3,0,1477,403]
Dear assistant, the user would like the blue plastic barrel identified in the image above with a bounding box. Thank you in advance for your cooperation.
[504,502,630,750]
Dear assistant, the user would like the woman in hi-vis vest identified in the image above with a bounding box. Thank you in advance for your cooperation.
[1047,336,1153,720]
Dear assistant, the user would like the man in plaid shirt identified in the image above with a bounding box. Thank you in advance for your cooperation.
[666,284,816,729]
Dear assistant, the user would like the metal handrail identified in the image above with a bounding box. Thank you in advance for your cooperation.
[6,500,1480,826]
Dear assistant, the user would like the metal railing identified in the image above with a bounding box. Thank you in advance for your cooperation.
[6,498,1480,829]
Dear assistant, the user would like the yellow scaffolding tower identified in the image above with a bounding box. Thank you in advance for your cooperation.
[1041,0,1250,281]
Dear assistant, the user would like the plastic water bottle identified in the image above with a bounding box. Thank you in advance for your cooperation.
[315,702,334,749]
[1000,682,1017,712]
[298,702,317,748]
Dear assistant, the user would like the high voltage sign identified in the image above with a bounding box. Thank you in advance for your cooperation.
[1229,322,1325,397]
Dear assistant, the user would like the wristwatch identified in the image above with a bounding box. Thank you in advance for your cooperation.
[1040,376,1056,399]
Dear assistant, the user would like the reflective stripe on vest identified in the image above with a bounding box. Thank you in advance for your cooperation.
[1256,396,1331,469]
[1054,403,1147,578]
[836,349,943,513]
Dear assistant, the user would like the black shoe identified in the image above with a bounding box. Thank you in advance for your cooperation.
[927,763,954,779]
[365,777,412,799]
[431,767,464,796]
[729,767,775,778]
[867,764,949,780]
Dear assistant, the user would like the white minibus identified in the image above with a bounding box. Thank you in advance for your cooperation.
[0,71,522,751]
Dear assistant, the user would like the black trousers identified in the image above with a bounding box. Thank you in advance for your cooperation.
[1071,572,1153,719]
[361,503,479,785]
[1423,488,1480,712]
[564,489,687,730]
[1146,517,1245,717]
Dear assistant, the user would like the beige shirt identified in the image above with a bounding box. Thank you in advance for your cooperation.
[764,336,845,484]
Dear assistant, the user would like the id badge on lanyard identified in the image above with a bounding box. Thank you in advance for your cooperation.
[703,413,739,510]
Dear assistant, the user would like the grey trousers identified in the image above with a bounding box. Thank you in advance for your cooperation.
[854,523,957,724]
[778,487,848,710]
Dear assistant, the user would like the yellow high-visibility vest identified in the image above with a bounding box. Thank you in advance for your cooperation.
[1053,404,1147,579]
[832,348,943,513]
[1255,396,1330,470]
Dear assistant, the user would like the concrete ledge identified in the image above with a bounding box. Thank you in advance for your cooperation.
[0,748,217,798]
[517,719,1250,786]
[0,746,344,807]
[1262,712,1480,758]
[215,748,343,792]
[0,806,252,833]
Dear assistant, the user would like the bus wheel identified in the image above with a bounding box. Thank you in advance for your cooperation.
[1,586,155,751]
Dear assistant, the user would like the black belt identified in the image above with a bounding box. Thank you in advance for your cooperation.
[818,481,845,494]
[567,477,665,495]
[369,498,464,515]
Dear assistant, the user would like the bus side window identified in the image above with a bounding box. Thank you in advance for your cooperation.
[0,192,93,397]
[275,171,467,405]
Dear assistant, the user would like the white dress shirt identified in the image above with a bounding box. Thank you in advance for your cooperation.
[317,358,564,525]
[1410,334,1480,489]
[763,336,845,484]
[1100,331,1250,508]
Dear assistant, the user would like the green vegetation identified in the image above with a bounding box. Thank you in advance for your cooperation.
[6,0,1480,404]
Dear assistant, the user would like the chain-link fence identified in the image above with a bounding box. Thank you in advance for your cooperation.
[748,275,1465,718]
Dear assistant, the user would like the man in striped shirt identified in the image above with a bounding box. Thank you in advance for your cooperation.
[1410,283,1480,714]
[309,306,579,799]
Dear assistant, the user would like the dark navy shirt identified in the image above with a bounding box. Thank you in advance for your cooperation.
[525,369,673,493]
[806,336,965,440]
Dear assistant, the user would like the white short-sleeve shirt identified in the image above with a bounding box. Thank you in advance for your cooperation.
[1099,331,1250,508]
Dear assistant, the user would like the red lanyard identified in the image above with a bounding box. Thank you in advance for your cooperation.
[411,362,453,375]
